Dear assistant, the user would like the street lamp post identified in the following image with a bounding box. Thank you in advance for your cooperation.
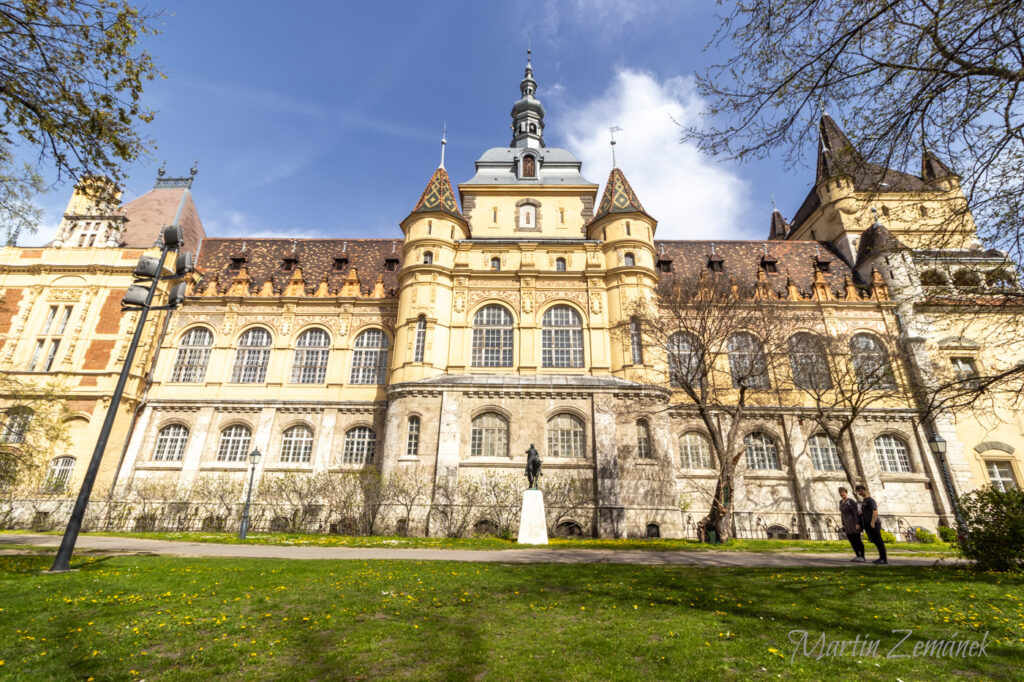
[239,448,261,540]
[927,430,967,530]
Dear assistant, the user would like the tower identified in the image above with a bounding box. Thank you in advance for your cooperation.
[510,49,545,149]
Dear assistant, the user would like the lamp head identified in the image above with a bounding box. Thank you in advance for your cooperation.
[249,448,262,464]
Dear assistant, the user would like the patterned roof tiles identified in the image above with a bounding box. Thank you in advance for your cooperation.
[409,167,463,220]
[592,168,652,223]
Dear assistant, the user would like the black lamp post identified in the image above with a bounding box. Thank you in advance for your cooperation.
[239,448,261,540]
[927,430,966,529]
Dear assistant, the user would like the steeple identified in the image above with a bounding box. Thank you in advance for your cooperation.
[768,209,790,240]
[592,168,651,223]
[921,148,956,184]
[816,113,863,183]
[408,167,463,220]
[510,48,546,148]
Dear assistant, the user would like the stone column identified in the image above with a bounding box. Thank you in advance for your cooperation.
[379,399,404,477]
[312,408,337,473]
[592,393,622,537]
[180,407,215,486]
[113,405,154,490]
[434,390,462,481]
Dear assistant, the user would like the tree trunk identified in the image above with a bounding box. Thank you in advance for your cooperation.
[701,471,733,542]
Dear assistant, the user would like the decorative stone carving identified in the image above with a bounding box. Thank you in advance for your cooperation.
[454,292,465,313]
[522,291,534,313]
[48,288,83,302]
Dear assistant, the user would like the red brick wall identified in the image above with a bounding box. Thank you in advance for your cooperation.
[0,288,24,333]
[83,340,116,370]
[95,290,126,334]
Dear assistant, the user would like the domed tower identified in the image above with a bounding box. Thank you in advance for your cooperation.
[510,49,545,149]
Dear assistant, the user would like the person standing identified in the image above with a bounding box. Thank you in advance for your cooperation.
[839,487,865,562]
[855,484,887,564]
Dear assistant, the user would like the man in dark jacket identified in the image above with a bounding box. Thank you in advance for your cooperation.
[838,487,865,562]
[855,484,887,564]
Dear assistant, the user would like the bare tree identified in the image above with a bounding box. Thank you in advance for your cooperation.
[0,375,74,488]
[476,471,521,539]
[389,466,431,536]
[542,474,594,537]
[429,474,486,539]
[322,472,363,534]
[258,473,325,533]
[191,474,244,532]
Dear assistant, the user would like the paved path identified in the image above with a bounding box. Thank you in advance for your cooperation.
[0,533,952,568]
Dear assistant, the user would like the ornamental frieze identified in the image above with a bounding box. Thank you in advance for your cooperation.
[535,289,587,307]
[468,289,520,309]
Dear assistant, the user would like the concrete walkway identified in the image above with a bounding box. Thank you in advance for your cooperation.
[0,533,951,568]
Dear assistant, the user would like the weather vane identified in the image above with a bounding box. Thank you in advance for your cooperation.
[440,122,447,169]
[609,126,623,167]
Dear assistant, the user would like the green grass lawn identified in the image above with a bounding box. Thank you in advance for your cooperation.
[0,555,1020,680]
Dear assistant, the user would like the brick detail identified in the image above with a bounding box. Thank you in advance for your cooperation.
[18,249,42,258]
[121,250,143,260]
[95,290,126,334]
[78,376,98,387]
[68,399,96,415]
[0,288,24,333]
[83,339,115,370]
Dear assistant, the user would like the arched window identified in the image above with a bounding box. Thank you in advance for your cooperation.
[230,328,271,383]
[343,426,376,465]
[679,432,712,469]
[472,305,514,367]
[423,251,433,265]
[154,424,189,462]
[788,333,832,390]
[636,420,652,459]
[280,425,314,463]
[728,332,770,389]
[413,316,427,363]
[519,203,536,228]
[875,434,912,472]
[808,433,843,471]
[1,408,32,445]
[216,425,252,462]
[470,412,508,457]
[291,328,330,384]
[850,334,895,391]
[629,317,643,365]
[744,432,780,470]
[547,413,585,458]
[555,258,566,272]
[44,456,75,492]
[350,329,389,384]
[171,327,213,383]
[542,305,584,368]
[490,257,501,271]
[668,333,703,388]
[624,252,635,267]
[919,269,948,286]
[522,155,536,177]
[406,416,420,456]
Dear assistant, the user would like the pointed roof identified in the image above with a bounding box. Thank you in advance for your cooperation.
[921,149,956,184]
[592,168,652,223]
[768,209,790,240]
[409,167,463,220]
[816,113,864,183]
[855,220,906,267]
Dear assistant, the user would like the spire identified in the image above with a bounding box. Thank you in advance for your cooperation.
[768,209,790,240]
[921,148,956,184]
[439,122,447,169]
[816,113,863,183]
[609,126,622,168]
[409,167,463,220]
[592,167,651,223]
[510,47,545,148]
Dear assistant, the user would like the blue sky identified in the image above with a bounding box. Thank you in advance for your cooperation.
[28,0,822,245]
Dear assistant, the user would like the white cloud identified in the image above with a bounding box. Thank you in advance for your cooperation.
[553,68,752,240]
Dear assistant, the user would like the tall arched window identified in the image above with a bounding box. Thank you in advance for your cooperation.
[808,433,843,471]
[636,420,652,459]
[350,329,389,384]
[728,332,770,389]
[413,316,427,363]
[542,305,584,368]
[470,412,508,457]
[217,425,252,462]
[624,252,636,267]
[788,332,832,390]
[668,332,703,388]
[230,328,272,383]
[154,424,189,461]
[850,334,896,391]
[629,317,644,365]
[343,426,376,465]
[744,432,780,470]
[472,305,514,367]
[44,456,75,492]
[406,416,420,456]
[280,425,314,463]
[1,408,32,445]
[679,432,712,469]
[291,328,330,384]
[422,251,433,265]
[547,413,584,458]
[171,327,214,383]
[875,434,912,472]
[555,258,566,272]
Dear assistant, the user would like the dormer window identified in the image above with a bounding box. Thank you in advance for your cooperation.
[521,155,536,178]
[761,256,778,273]
[229,257,246,271]
[281,258,298,272]
[333,256,348,271]
[814,257,831,273]
[657,258,673,273]
[708,256,724,272]
[384,256,399,272]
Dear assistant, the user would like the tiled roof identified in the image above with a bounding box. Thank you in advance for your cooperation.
[921,149,956,183]
[768,210,789,240]
[855,222,905,267]
[194,238,403,297]
[592,168,651,223]
[409,167,463,219]
[120,187,205,252]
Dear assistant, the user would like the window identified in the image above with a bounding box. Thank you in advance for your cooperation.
[986,461,1018,491]
[668,333,703,388]
[171,327,214,382]
[951,357,979,387]
[44,456,75,492]
[490,257,501,271]
[920,205,929,217]
[761,257,778,273]
[30,304,72,372]
[744,432,780,470]
[875,434,912,473]
[406,416,420,456]
[333,257,348,271]
[625,222,631,236]
[541,305,584,368]
[788,333,832,390]
[559,208,565,224]
[342,426,376,465]
[808,433,843,471]
[708,258,724,272]
[555,258,566,272]
[629,317,643,365]
[291,328,330,383]
[281,258,298,272]
[519,204,536,228]
[413,316,427,363]
[636,421,652,459]
[470,412,508,457]
[522,155,536,178]
[153,424,189,461]
[547,413,584,458]
[952,268,982,287]
[728,332,770,389]
[280,425,314,463]
[230,328,272,383]
[678,432,712,469]
[919,269,947,286]
[350,329,389,384]
[1,409,32,445]
[472,305,514,367]
[423,251,433,265]
[624,252,635,267]
[216,425,252,462]
[229,257,246,270]
[74,222,104,247]
[850,334,895,391]
[43,340,60,372]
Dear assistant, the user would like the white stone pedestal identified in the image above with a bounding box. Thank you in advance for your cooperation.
[517,488,548,545]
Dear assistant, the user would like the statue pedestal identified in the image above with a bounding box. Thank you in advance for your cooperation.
[517,488,548,545]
